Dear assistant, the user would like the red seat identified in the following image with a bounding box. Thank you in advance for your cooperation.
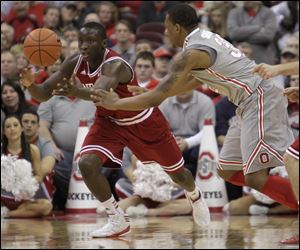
[136,22,165,35]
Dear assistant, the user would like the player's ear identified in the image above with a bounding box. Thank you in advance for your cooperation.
[102,39,107,48]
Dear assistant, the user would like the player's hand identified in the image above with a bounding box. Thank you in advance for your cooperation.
[283,87,299,103]
[252,63,279,80]
[128,85,148,95]
[52,74,78,96]
[19,67,39,88]
[90,88,120,110]
[175,136,188,152]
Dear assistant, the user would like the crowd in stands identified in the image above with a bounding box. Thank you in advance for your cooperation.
[1,1,299,217]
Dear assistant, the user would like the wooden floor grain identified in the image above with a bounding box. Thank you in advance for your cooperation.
[1,213,298,249]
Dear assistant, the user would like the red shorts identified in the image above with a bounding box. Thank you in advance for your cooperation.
[286,136,299,160]
[80,108,184,173]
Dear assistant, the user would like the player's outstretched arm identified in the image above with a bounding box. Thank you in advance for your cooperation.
[91,49,209,111]
[252,61,299,80]
[19,54,78,102]
[53,59,131,101]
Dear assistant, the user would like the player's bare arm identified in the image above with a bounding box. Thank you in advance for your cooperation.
[19,54,78,102]
[91,49,211,111]
[53,59,131,101]
[252,61,299,80]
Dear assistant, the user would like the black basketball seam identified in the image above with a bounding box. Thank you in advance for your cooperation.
[40,49,59,61]
[27,29,56,43]
[38,29,42,66]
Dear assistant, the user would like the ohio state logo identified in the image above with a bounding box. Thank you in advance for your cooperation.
[197,152,215,180]
[73,153,83,180]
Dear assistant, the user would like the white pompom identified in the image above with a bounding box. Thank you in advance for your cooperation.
[132,161,175,202]
[1,155,39,201]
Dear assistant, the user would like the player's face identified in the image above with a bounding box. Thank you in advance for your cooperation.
[164,15,182,48]
[78,28,106,61]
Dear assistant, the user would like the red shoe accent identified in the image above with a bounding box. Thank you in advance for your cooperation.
[106,226,131,238]
[280,234,299,245]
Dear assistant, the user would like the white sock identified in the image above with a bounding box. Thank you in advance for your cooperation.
[102,196,124,215]
[186,186,201,201]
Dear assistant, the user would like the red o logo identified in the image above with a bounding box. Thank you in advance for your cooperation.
[259,153,270,164]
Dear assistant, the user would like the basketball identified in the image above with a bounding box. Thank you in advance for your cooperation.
[23,28,62,67]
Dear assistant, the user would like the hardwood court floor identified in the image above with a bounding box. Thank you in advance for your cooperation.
[1,213,299,249]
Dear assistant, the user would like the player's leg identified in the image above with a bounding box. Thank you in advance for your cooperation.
[8,199,52,218]
[241,85,297,209]
[79,122,130,238]
[284,138,299,200]
[217,116,245,186]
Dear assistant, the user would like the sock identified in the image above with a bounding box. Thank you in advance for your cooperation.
[261,175,298,210]
[228,171,245,186]
[186,186,201,201]
[102,195,124,215]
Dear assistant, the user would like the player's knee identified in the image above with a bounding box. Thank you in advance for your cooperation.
[79,154,101,177]
[168,171,186,184]
[244,170,268,191]
[283,153,295,168]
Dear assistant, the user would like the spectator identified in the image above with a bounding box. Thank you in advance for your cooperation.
[1,81,36,121]
[69,40,79,56]
[1,22,15,52]
[153,47,173,81]
[159,90,216,177]
[1,51,17,84]
[286,35,299,51]
[135,51,159,89]
[96,1,119,41]
[43,5,61,34]
[60,37,70,60]
[275,47,299,87]
[112,20,136,66]
[63,25,79,43]
[60,3,78,28]
[5,1,38,43]
[227,1,277,64]
[207,3,229,40]
[38,95,96,211]
[135,39,153,54]
[137,1,179,26]
[83,12,101,25]
[236,42,254,60]
[21,110,56,179]
[1,115,52,218]
[271,1,299,51]
[75,2,96,27]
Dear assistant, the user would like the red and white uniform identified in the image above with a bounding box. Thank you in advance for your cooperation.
[1,150,54,210]
[77,49,184,173]
[286,136,299,161]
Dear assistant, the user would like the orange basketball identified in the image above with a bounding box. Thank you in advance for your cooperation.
[23,28,62,67]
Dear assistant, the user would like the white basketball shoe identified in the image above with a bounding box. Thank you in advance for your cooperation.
[185,189,210,226]
[90,213,130,238]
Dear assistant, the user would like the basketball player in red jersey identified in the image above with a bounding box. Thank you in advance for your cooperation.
[20,22,210,237]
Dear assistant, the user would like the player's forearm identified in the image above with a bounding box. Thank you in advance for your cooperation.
[27,84,52,102]
[72,88,94,101]
[115,90,165,111]
[277,62,299,76]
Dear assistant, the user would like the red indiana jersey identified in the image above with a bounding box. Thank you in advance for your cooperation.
[74,49,150,122]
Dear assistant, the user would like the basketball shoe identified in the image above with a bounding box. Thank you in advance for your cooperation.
[185,189,210,226]
[280,234,299,245]
[90,213,130,238]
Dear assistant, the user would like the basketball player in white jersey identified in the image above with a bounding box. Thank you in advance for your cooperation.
[92,4,298,211]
